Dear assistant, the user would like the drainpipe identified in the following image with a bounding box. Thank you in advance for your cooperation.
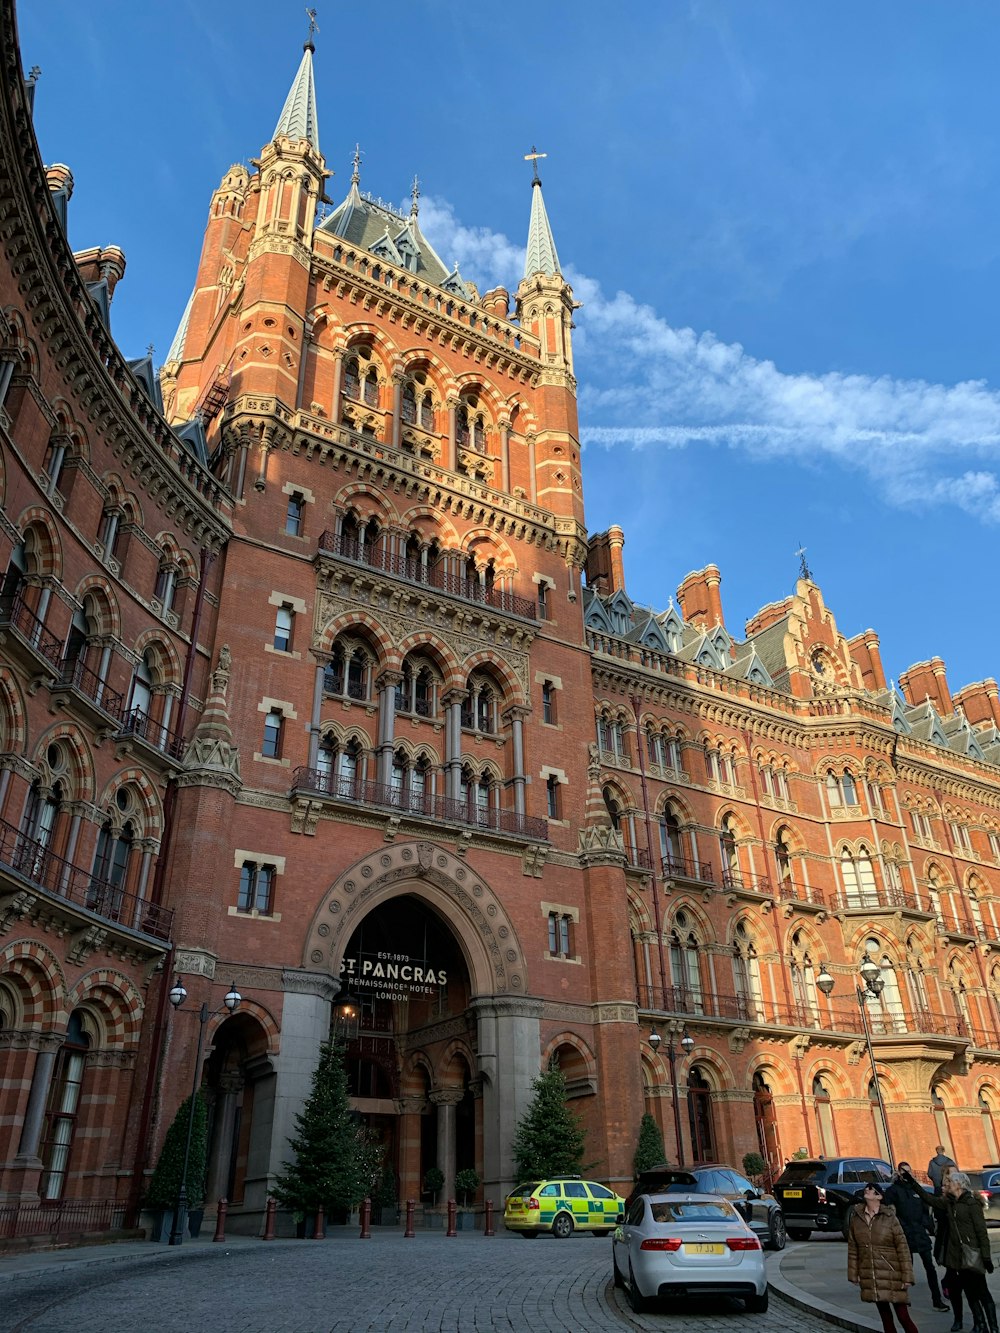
[631,695,668,1003]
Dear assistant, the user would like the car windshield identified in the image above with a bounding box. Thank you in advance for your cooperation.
[650,1200,734,1222]
[510,1185,539,1200]
[778,1164,827,1183]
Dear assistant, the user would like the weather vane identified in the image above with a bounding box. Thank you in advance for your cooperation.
[795,542,812,581]
[524,145,547,184]
[305,8,319,44]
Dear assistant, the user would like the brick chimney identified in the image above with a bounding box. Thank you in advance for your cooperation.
[482,287,510,319]
[585,527,626,596]
[953,679,1000,729]
[745,596,793,638]
[677,565,723,630]
[899,658,953,716]
[847,629,887,692]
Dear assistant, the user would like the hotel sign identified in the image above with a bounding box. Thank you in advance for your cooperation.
[340,951,447,1000]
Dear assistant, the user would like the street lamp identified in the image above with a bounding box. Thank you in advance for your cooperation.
[814,962,894,1166]
[167,977,242,1245]
[332,989,360,1043]
[649,1024,695,1167]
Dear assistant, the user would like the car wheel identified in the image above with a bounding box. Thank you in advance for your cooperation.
[787,1227,811,1242]
[612,1248,625,1288]
[767,1210,787,1251]
[627,1260,649,1313]
[552,1212,574,1239]
[745,1292,769,1314]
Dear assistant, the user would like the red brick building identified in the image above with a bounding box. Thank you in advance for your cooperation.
[3,2,1000,1236]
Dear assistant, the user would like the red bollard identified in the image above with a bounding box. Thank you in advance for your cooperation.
[484,1199,494,1238]
[404,1199,415,1238]
[446,1198,457,1237]
[312,1206,325,1240]
[213,1197,228,1243]
[262,1197,276,1242]
[359,1196,371,1239]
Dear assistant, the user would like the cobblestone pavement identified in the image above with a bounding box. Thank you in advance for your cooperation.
[1,1232,835,1333]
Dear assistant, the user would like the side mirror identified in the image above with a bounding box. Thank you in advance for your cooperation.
[745,1188,757,1200]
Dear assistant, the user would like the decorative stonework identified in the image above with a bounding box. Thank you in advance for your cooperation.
[303,841,528,995]
[175,949,217,978]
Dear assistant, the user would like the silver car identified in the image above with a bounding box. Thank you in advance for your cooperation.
[612,1191,769,1314]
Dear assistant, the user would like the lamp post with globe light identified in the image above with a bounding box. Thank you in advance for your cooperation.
[814,960,895,1166]
[648,1024,695,1167]
[166,978,242,1245]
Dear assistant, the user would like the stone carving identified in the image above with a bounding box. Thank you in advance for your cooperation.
[67,925,109,966]
[0,890,38,935]
[213,643,232,692]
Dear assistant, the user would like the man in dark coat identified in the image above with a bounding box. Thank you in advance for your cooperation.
[885,1162,949,1312]
[929,1146,957,1194]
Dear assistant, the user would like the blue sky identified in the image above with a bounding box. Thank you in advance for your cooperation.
[17,2,1000,696]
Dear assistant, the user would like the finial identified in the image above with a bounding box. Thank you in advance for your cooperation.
[26,66,41,86]
[524,144,547,186]
[304,7,319,52]
[410,174,420,218]
[351,143,362,187]
[795,541,812,581]
[146,342,155,359]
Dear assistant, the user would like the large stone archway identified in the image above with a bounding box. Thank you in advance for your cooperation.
[302,840,528,996]
[292,839,540,1203]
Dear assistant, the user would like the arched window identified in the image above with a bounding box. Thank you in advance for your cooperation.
[842,770,858,806]
[344,356,360,400]
[687,1067,715,1163]
[317,735,364,797]
[753,1072,781,1176]
[88,799,135,920]
[826,770,841,808]
[841,846,878,908]
[775,827,793,888]
[931,1087,954,1161]
[124,651,157,742]
[732,921,762,1020]
[813,1075,837,1157]
[862,938,905,1034]
[719,815,739,883]
[598,712,627,761]
[261,709,283,759]
[659,806,684,872]
[324,642,372,702]
[401,381,417,424]
[668,913,703,1013]
[790,958,819,1026]
[363,368,379,407]
[981,1089,1000,1162]
[40,1011,90,1200]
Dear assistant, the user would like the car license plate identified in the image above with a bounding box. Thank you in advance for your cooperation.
[783,1189,802,1198]
[685,1242,724,1255]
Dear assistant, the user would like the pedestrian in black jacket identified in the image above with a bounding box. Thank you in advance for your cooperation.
[885,1163,950,1313]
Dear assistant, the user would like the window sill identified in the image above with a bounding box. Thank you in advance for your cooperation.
[265,644,302,660]
[229,906,282,922]
[254,753,291,767]
[544,951,581,965]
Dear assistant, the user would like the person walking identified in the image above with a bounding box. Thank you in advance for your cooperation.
[905,1167,997,1333]
[848,1181,920,1333]
[929,1147,958,1195]
[934,1167,967,1333]
[885,1162,950,1313]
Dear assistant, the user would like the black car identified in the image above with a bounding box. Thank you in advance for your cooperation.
[773,1157,893,1239]
[627,1162,787,1250]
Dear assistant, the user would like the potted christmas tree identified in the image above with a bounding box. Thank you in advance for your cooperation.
[633,1112,668,1175]
[273,1040,378,1237]
[511,1065,586,1180]
[454,1167,480,1229]
[145,1090,208,1242]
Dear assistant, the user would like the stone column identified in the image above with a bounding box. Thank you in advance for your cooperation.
[376,672,401,788]
[443,691,467,802]
[331,349,344,424]
[308,658,327,770]
[16,1042,59,1160]
[430,1087,464,1206]
[505,708,527,816]
[446,396,458,472]
[469,997,543,1205]
[58,811,82,893]
[527,433,537,504]
[395,1095,427,1208]
[206,1072,243,1207]
[390,370,403,449]
[499,417,511,492]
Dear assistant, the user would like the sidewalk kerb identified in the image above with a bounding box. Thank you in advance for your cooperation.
[767,1250,882,1333]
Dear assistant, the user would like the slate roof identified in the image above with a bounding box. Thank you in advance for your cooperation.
[273,43,320,151]
[524,177,561,278]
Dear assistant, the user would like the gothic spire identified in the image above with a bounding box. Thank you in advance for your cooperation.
[522,146,561,279]
[272,32,320,152]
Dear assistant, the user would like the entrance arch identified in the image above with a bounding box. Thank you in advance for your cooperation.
[294,840,536,1205]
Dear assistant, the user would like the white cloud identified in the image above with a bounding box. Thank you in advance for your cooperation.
[418,196,1000,524]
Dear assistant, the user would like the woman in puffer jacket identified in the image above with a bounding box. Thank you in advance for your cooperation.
[847,1181,919,1333]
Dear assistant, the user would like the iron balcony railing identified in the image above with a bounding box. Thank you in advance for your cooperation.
[721,868,773,896]
[292,767,548,841]
[0,812,172,941]
[636,984,753,1022]
[831,885,928,914]
[0,1197,127,1240]
[776,878,827,908]
[661,853,716,886]
[0,591,63,670]
[118,706,186,760]
[318,530,538,620]
[58,656,126,719]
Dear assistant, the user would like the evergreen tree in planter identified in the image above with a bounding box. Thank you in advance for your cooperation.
[511,1066,586,1182]
[633,1112,667,1174]
[454,1167,480,1207]
[146,1090,208,1238]
[273,1040,379,1230]
[423,1165,445,1205]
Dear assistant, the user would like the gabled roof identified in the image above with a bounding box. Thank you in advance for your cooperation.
[728,647,774,688]
[904,698,949,746]
[127,353,163,412]
[745,615,792,682]
[273,43,320,151]
[319,180,466,294]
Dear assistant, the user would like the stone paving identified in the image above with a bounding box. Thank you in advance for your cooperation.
[0,1230,834,1333]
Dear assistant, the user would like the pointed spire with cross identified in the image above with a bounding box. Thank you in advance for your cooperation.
[524,144,547,186]
[304,7,319,51]
[351,143,362,187]
[410,174,420,219]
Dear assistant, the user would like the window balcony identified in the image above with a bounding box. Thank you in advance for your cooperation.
[626,846,653,871]
[318,530,538,620]
[721,867,773,900]
[661,853,716,887]
[637,984,751,1023]
[117,706,186,761]
[0,812,172,942]
[775,878,827,912]
[291,767,548,841]
[0,592,62,673]
[937,911,977,942]
[831,886,932,916]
